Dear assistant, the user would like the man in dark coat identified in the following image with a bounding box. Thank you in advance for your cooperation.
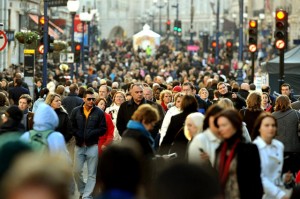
[116,83,165,140]
[217,82,246,110]
[62,83,83,115]
[8,78,30,105]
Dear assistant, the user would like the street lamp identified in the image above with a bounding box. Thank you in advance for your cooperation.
[153,0,167,35]
[79,7,92,72]
[67,0,80,80]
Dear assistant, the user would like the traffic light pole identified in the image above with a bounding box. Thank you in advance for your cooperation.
[172,0,179,50]
[71,13,75,80]
[251,52,255,83]
[238,0,244,61]
[279,50,284,92]
[215,0,220,65]
[81,21,85,72]
[42,0,49,88]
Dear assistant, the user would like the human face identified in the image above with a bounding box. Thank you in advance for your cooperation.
[18,98,29,111]
[84,94,95,108]
[281,86,290,96]
[262,94,269,105]
[182,85,192,95]
[175,96,182,109]
[97,100,106,111]
[217,116,237,139]
[209,116,219,135]
[131,85,144,104]
[99,86,109,98]
[114,93,125,106]
[50,96,61,109]
[154,89,161,100]
[36,81,42,88]
[200,89,209,100]
[185,117,198,138]
[218,84,228,95]
[259,117,276,143]
[163,93,172,104]
[143,89,153,101]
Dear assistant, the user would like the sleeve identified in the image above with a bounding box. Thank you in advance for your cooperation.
[69,108,80,137]
[103,114,114,146]
[159,110,172,145]
[116,103,126,136]
[188,136,203,164]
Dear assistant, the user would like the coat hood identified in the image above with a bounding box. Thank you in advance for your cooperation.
[33,103,59,131]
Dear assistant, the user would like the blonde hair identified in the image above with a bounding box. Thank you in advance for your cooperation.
[45,93,61,105]
[184,112,205,141]
[218,98,234,109]
[131,104,159,124]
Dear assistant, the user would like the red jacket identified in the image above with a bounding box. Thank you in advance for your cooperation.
[98,112,114,155]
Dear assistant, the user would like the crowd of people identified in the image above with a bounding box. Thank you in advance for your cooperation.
[0,39,300,199]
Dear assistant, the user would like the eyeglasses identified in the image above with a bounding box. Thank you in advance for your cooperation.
[87,98,95,101]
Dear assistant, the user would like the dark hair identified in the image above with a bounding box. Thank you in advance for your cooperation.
[98,144,143,194]
[95,97,107,106]
[182,82,194,90]
[84,87,95,97]
[203,104,223,130]
[214,109,244,140]
[252,112,277,140]
[152,162,221,199]
[181,95,198,113]
[0,92,7,106]
[69,83,79,93]
[39,88,49,98]
[78,86,86,98]
[281,83,291,90]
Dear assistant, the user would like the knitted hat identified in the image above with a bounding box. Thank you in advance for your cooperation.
[172,86,182,93]
[5,105,23,123]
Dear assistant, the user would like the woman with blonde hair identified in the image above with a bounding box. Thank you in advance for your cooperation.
[105,90,126,143]
[159,90,172,112]
[45,93,72,143]
[122,104,159,157]
[184,112,205,141]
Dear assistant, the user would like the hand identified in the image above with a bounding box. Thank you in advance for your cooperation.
[283,171,294,184]
[101,145,107,150]
[281,196,290,199]
[200,152,209,161]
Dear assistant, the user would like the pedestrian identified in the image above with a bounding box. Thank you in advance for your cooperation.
[272,95,300,175]
[188,104,223,166]
[281,83,297,103]
[18,94,34,131]
[70,87,107,199]
[159,95,198,159]
[214,109,263,199]
[252,112,289,199]
[122,104,159,157]
[61,83,84,115]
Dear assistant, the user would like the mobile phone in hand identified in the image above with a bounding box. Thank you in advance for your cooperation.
[199,148,205,153]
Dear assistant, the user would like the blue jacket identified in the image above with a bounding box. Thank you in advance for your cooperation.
[70,103,107,146]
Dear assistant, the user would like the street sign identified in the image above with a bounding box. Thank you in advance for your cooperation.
[24,49,35,77]
[48,0,68,7]
[60,52,74,63]
[0,30,8,51]
[4,30,14,42]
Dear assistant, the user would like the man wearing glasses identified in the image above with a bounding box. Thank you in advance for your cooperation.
[70,87,107,199]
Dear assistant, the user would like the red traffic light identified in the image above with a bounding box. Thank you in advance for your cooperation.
[211,41,217,48]
[75,44,81,51]
[166,20,171,25]
[226,41,233,48]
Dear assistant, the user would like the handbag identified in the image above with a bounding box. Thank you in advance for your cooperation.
[168,127,183,155]
[295,110,300,138]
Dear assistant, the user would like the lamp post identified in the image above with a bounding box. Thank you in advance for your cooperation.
[79,8,91,72]
[153,0,167,35]
[67,0,80,80]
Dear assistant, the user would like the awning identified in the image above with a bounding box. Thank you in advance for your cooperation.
[29,14,59,39]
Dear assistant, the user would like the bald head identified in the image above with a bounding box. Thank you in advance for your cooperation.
[240,83,250,91]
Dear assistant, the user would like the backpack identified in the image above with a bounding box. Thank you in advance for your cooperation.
[29,129,53,153]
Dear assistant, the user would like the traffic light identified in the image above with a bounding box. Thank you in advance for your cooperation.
[38,15,45,34]
[248,19,258,53]
[173,20,178,34]
[84,46,89,62]
[48,34,54,53]
[177,20,182,36]
[211,40,217,56]
[274,9,288,50]
[166,20,171,32]
[74,42,81,63]
[226,39,233,59]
